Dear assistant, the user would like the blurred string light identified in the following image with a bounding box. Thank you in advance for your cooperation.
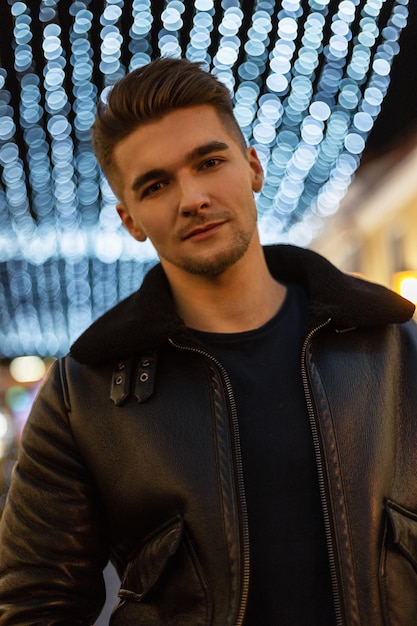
[0,0,411,357]
[186,0,214,63]
[159,1,185,57]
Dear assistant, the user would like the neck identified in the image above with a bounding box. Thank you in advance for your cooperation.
[163,242,287,333]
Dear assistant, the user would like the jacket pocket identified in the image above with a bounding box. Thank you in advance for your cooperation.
[110,515,212,626]
[380,499,417,626]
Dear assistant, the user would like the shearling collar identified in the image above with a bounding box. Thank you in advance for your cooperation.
[70,244,415,365]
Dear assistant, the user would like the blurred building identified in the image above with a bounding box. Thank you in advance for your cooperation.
[311,133,417,307]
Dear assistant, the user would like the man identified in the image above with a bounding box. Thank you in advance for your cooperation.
[0,57,416,625]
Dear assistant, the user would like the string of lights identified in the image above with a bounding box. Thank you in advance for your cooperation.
[0,0,413,357]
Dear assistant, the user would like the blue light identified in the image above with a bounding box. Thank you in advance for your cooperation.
[0,117,16,141]
[353,111,373,132]
[278,17,298,40]
[102,5,123,23]
[372,57,391,76]
[195,0,214,10]
[344,132,366,154]
[11,2,27,17]
[0,143,19,166]
[0,0,411,356]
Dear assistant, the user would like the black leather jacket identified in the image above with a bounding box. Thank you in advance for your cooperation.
[0,245,416,625]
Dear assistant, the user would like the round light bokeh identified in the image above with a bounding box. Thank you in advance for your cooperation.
[0,0,411,356]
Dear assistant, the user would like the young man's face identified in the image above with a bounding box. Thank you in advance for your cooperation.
[113,104,264,279]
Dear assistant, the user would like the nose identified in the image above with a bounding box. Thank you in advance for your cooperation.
[178,174,210,217]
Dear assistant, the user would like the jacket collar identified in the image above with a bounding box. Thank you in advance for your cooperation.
[70,244,415,364]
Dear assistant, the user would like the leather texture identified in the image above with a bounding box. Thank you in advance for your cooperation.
[0,244,416,625]
[306,321,417,625]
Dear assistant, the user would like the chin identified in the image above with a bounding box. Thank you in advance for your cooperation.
[181,246,250,277]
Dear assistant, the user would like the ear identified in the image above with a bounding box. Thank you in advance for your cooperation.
[247,146,264,193]
[116,203,147,242]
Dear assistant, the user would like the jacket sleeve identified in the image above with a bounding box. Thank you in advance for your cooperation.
[0,359,110,624]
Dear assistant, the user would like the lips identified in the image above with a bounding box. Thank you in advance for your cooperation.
[182,221,225,240]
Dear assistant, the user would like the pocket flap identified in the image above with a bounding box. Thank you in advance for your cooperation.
[386,500,417,569]
[119,515,184,602]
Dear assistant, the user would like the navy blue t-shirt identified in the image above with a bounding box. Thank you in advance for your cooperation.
[193,284,335,624]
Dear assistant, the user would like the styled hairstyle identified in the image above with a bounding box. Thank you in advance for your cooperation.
[92,57,246,184]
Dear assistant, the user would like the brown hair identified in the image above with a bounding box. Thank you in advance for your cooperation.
[92,57,246,184]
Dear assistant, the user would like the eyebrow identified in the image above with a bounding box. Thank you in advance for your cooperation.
[131,140,230,193]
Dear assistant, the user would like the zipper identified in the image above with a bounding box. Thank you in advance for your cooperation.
[300,318,344,626]
[168,338,250,626]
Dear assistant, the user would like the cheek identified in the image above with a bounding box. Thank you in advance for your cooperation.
[138,214,169,243]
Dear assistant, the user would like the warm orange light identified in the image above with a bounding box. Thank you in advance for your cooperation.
[392,271,417,304]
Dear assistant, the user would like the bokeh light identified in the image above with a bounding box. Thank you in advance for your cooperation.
[0,0,411,357]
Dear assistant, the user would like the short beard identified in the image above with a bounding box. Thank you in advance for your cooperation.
[164,233,252,278]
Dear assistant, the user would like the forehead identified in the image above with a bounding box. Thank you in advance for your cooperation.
[115,105,238,163]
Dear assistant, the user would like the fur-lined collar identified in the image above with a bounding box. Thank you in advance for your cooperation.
[70,245,415,365]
